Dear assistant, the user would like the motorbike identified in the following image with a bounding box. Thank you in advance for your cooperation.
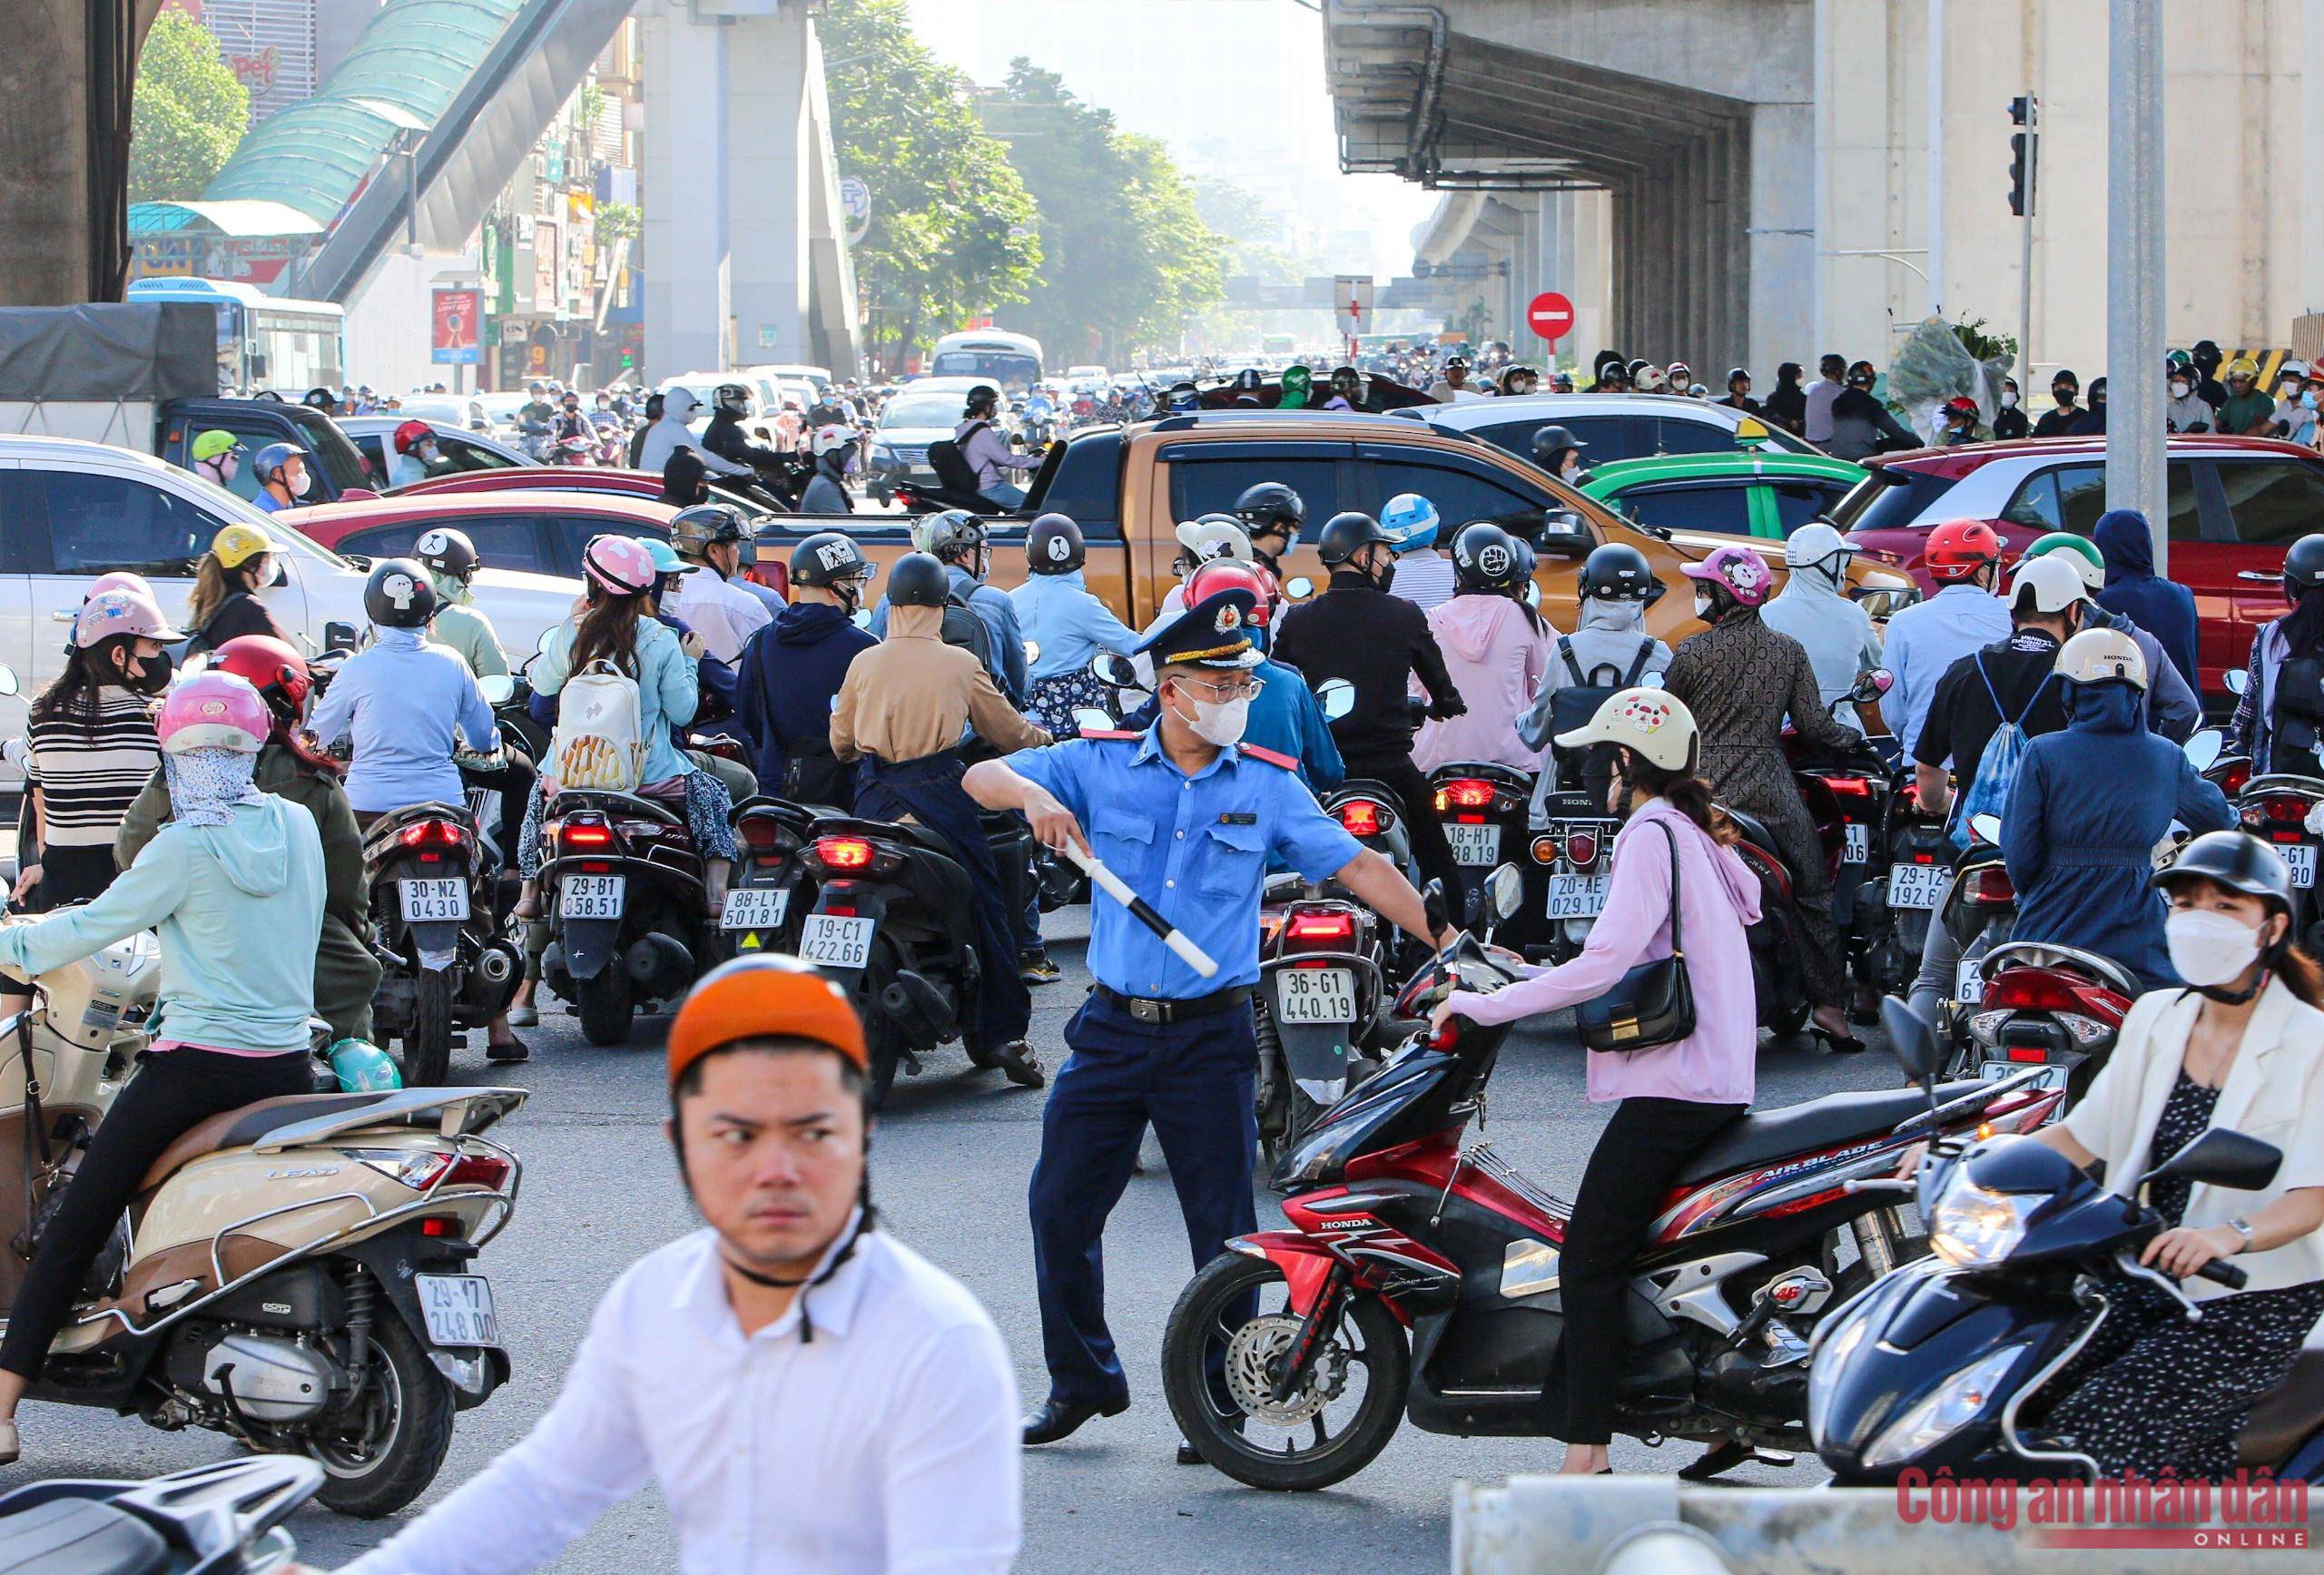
[1162,902,2064,1490]
[720,796,819,958]
[537,787,720,1047]
[2234,771,2324,950]
[1529,786,1620,965]
[357,802,520,1087]
[0,929,523,1517]
[1930,811,2015,1045]
[0,1456,323,1574]
[1424,762,1539,940]
[1952,940,2133,1107]
[552,434,595,468]
[1787,671,1904,1000]
[1812,999,2324,1483]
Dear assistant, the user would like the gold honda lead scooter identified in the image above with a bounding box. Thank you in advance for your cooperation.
[0,922,526,1517]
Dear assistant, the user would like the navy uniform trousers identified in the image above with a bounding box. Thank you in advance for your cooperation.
[1029,989,1257,1407]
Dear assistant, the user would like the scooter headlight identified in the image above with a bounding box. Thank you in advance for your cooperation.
[1928,1173,2041,1267]
[1806,1310,1874,1445]
[1860,1343,2028,1468]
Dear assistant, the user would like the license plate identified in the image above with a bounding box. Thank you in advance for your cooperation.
[1981,1058,2066,1092]
[415,1274,501,1347]
[1955,957,1984,1004]
[1887,861,1946,910]
[1446,823,1502,866]
[722,886,790,931]
[399,877,469,923]
[2286,844,2318,889]
[1276,968,1357,1024]
[800,913,875,970]
[1545,871,1610,919]
[559,874,625,920]
[1843,822,1870,863]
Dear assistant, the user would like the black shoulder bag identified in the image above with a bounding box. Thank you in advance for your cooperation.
[1573,822,1699,1052]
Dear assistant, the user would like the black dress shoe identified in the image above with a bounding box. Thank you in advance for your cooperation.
[1022,1393,1128,1446]
[1176,1439,1203,1465]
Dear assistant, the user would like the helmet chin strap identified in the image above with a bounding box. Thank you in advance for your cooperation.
[716,1178,876,1345]
[2191,928,2289,1006]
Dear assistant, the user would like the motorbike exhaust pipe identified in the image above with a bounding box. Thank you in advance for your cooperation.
[625,932,696,999]
[475,942,517,986]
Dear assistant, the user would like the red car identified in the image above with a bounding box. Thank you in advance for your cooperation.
[395,466,763,513]
[280,491,680,584]
[1833,435,2324,694]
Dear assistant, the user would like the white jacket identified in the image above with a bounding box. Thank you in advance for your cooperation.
[1760,560,1882,734]
[2060,977,2324,1300]
[637,417,752,479]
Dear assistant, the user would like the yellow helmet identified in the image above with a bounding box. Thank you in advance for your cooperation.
[2225,356,2261,383]
[210,523,273,570]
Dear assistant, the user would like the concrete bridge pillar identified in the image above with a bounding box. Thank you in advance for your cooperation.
[4,0,162,306]
[642,0,734,376]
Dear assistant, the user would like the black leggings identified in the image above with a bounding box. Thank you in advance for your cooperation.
[1559,1097,1747,1444]
[1342,751,1462,901]
[1,1049,311,1379]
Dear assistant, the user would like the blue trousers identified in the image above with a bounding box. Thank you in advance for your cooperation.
[1029,991,1258,1406]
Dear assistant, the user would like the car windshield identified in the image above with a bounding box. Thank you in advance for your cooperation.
[930,350,1039,389]
[1836,467,1955,535]
[882,394,966,428]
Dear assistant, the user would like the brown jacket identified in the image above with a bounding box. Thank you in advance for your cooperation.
[832,606,1050,763]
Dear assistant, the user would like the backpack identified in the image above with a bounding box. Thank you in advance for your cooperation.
[926,420,992,497]
[940,591,996,675]
[2270,652,2324,775]
[1951,655,2052,849]
[547,658,646,793]
[1547,635,1657,789]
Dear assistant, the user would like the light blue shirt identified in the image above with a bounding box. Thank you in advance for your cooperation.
[532,615,701,786]
[1009,571,1139,684]
[308,626,498,814]
[1009,727,1362,998]
[1881,584,2011,761]
[868,567,1028,702]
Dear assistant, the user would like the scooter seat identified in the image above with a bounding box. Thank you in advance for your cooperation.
[2240,1346,2324,1467]
[135,1093,389,1196]
[1722,807,1777,855]
[1672,1079,1990,1186]
[0,1500,167,1575]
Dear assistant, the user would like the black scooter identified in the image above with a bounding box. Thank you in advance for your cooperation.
[0,1457,322,1574]
[537,789,720,1046]
[359,801,519,1085]
[1810,999,2324,1483]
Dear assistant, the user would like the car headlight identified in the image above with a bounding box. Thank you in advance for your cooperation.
[1861,1344,2028,1468]
[871,441,898,461]
[1928,1176,2041,1267]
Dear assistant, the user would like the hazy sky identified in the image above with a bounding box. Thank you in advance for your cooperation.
[901,0,1437,281]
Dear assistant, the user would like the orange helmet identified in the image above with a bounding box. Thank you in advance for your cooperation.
[668,956,867,1088]
[1923,518,2004,583]
[1186,559,1276,626]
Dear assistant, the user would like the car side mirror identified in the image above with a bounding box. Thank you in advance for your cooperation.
[2183,729,2225,773]
[2142,1127,2281,1194]
[478,674,516,706]
[2225,667,2250,697]
[1536,511,1593,558]
[1316,678,1355,721]
[1879,995,1943,1085]
[1487,862,1522,921]
[322,620,359,655]
[0,664,19,697]
[1090,653,1139,688]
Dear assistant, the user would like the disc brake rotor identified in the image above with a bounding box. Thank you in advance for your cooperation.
[1224,1314,1351,1427]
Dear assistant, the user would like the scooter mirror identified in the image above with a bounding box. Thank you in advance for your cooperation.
[2141,1127,2282,1194]
[1487,862,1523,921]
[1863,667,1895,697]
[1523,580,1541,609]
[2225,667,2250,697]
[1284,576,1316,600]
[478,674,516,706]
[1072,708,1115,733]
[1422,877,1450,939]
[1023,638,1041,666]
[0,664,18,698]
[1879,995,1943,1085]
[537,625,558,655]
[851,609,872,629]
[1640,671,1666,690]
[1316,678,1356,721]
[1089,653,1139,688]
[2183,730,2225,773]
[1967,812,2004,846]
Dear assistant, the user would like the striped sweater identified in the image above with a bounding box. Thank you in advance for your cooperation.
[28,688,162,848]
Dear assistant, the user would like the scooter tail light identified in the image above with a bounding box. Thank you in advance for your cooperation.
[813,835,878,871]
[1564,831,1599,866]
[1822,775,1873,799]
[399,818,467,851]
[556,819,614,851]
[737,814,784,852]
[2220,762,2251,797]
[1336,799,1386,837]
[1439,778,1494,810]
[1285,910,1357,946]
[1985,970,2086,1015]
[1961,865,2015,906]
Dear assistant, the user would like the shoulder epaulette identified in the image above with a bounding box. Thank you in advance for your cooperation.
[1237,742,1298,770]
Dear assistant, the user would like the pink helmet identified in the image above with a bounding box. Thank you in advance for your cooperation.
[582,534,658,597]
[86,571,156,602]
[74,588,187,650]
[1681,543,1775,608]
[156,672,270,755]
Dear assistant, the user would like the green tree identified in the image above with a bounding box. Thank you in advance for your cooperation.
[130,11,250,204]
[819,0,1039,374]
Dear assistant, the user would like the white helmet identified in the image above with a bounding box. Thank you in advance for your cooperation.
[1635,364,1669,393]
[1173,517,1253,567]
[2054,626,2148,691]
[1783,521,1855,578]
[2008,554,2086,616]
[811,423,859,458]
[1553,686,1699,773]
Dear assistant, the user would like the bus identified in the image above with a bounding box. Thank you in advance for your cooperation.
[125,277,347,396]
[928,329,1043,395]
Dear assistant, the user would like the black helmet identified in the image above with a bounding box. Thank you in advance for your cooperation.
[888,552,952,608]
[963,384,1000,417]
[1233,482,1305,543]
[411,526,478,581]
[1232,368,1264,392]
[2285,534,2324,596]
[670,503,750,562]
[1531,424,1588,468]
[1452,522,1522,594]
[791,531,871,588]
[1580,541,1659,603]
[1725,366,1750,387]
[714,383,753,415]
[1316,511,1394,566]
[1026,512,1086,574]
[2152,830,2295,919]
[363,558,438,628]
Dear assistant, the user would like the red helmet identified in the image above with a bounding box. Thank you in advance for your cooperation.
[1923,518,2004,583]
[392,419,433,456]
[1186,559,1275,626]
[1943,395,1980,418]
[211,634,310,733]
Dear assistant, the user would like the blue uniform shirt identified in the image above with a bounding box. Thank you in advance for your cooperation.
[307,626,498,815]
[1010,726,1363,998]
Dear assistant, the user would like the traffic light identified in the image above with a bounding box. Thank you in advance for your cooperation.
[2007,96,2037,218]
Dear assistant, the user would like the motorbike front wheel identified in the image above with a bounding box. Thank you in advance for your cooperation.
[403,970,455,1087]
[1162,1253,1409,1491]
[308,1295,457,1517]
[576,967,635,1047]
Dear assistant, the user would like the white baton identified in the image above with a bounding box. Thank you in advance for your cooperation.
[1059,841,1219,979]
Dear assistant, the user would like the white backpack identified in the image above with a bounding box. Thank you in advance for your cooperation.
[547,658,646,792]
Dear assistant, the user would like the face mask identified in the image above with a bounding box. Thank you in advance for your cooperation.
[288,470,312,497]
[2171,382,2190,399]
[123,647,172,694]
[2000,390,2019,409]
[2053,389,2075,406]
[419,443,440,464]
[2166,908,2266,988]
[1174,686,1252,748]
[1693,591,1715,621]
[1369,557,1397,593]
[2304,394,2319,412]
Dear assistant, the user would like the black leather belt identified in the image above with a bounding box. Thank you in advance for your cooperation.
[1094,983,1253,1026]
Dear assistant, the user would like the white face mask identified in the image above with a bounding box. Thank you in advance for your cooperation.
[1693,591,1715,621]
[2165,909,2266,988]
[2000,390,2019,409]
[2170,381,2190,399]
[1173,685,1252,748]
[288,468,312,497]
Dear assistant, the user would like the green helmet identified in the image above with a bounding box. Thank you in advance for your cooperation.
[2023,531,2104,596]
[191,428,239,463]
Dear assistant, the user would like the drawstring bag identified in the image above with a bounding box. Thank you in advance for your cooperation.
[547,659,645,792]
[1952,655,2052,849]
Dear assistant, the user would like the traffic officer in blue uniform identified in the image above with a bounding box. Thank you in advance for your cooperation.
[965,584,1445,1453]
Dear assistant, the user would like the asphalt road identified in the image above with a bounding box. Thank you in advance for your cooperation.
[1,907,1907,1572]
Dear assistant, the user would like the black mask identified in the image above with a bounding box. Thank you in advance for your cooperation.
[125,648,172,695]
[1369,555,1397,593]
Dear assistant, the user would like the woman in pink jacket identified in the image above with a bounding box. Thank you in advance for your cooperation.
[1412,523,1553,774]
[1430,686,1762,1476]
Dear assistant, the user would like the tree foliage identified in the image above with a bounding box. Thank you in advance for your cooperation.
[981,61,1222,364]
[130,11,251,205]
[820,0,1039,374]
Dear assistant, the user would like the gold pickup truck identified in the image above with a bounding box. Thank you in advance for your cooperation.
[762,409,1916,638]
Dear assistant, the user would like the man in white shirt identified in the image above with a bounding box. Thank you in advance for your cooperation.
[337,956,1021,1575]
[957,385,1040,507]
[666,504,776,664]
[1802,353,1847,445]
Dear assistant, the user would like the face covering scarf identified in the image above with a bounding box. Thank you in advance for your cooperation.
[165,747,261,828]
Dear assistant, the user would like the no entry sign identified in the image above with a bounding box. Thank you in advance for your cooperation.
[1527,290,1575,344]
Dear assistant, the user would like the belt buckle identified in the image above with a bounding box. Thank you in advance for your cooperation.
[1130,997,1165,1025]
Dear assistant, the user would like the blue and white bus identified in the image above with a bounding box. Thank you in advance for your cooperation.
[125,278,347,396]
[928,329,1043,395]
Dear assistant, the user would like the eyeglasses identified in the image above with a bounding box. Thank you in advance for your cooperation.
[1177,675,1264,703]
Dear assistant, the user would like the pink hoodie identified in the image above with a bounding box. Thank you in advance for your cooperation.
[1447,801,1761,1106]
[1411,596,1552,774]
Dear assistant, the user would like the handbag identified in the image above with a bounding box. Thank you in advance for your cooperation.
[1573,822,1699,1053]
